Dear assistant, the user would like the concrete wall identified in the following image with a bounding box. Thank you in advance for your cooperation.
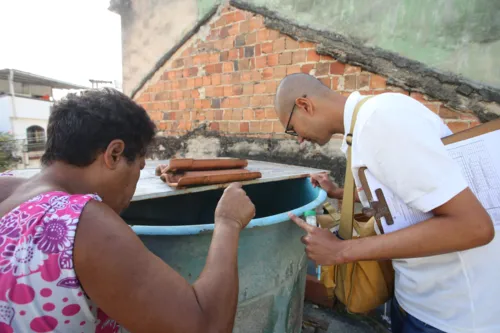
[13,97,51,120]
[0,96,13,133]
[117,0,201,95]
[115,0,500,93]
[243,0,500,88]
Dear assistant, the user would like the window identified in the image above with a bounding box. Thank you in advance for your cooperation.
[26,126,45,151]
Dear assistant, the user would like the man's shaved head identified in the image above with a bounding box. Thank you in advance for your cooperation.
[275,73,331,118]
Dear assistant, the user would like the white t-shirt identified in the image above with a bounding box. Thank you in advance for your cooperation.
[341,91,500,333]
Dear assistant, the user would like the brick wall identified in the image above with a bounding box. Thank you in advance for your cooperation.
[134,5,481,138]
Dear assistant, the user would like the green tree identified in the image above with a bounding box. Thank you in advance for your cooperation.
[0,132,19,172]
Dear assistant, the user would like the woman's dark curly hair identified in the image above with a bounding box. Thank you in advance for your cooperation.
[41,88,156,167]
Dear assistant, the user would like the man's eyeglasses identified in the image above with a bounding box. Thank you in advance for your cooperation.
[285,94,306,136]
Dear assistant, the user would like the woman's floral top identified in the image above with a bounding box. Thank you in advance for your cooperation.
[0,173,122,332]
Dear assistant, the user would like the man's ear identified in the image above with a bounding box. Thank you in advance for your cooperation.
[103,140,125,169]
[296,97,314,116]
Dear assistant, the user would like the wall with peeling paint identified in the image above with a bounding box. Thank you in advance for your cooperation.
[239,0,500,88]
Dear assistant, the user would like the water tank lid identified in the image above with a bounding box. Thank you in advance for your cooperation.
[304,210,316,217]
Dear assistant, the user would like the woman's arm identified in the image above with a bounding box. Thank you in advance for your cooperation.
[74,183,255,333]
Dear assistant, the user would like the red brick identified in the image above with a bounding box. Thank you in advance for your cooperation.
[279,52,292,65]
[274,67,287,79]
[320,77,331,88]
[287,65,301,75]
[220,122,229,132]
[205,110,215,121]
[239,21,250,34]
[264,54,277,67]
[223,62,234,73]
[241,72,253,82]
[195,77,203,87]
[246,32,257,45]
[238,58,255,70]
[224,86,233,97]
[273,38,286,52]
[263,68,273,79]
[212,74,221,85]
[214,16,226,28]
[410,92,427,102]
[424,103,440,114]
[223,109,232,120]
[273,120,285,132]
[202,76,211,86]
[252,71,261,81]
[261,121,273,132]
[191,90,200,98]
[249,17,264,31]
[299,41,315,49]
[228,49,240,60]
[268,30,280,40]
[370,74,386,89]
[446,121,469,133]
[265,107,277,119]
[233,85,243,95]
[229,122,240,133]
[292,50,307,63]
[307,50,320,62]
[240,122,249,132]
[222,74,232,84]
[210,122,220,131]
[330,62,345,75]
[320,54,335,62]
[256,56,268,68]
[243,108,254,120]
[249,122,260,132]
[358,74,370,89]
[205,63,223,74]
[222,37,235,50]
[230,97,242,108]
[344,75,357,90]
[233,11,246,22]
[214,86,224,97]
[241,84,253,96]
[285,37,300,50]
[261,42,273,54]
[459,113,479,121]
[316,63,330,76]
[345,64,361,74]
[254,83,267,94]
[255,44,261,56]
[214,110,223,120]
[255,108,265,119]
[208,53,219,63]
[257,29,270,42]
[232,109,243,120]
[331,76,340,90]
[266,80,277,93]
[240,96,251,107]
[301,64,314,74]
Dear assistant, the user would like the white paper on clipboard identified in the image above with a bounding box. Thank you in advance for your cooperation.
[364,128,500,234]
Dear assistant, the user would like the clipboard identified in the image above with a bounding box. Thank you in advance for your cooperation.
[357,118,500,234]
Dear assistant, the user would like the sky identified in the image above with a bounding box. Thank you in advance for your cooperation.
[0,0,122,89]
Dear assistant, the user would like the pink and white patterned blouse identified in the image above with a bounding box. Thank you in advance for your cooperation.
[0,173,122,332]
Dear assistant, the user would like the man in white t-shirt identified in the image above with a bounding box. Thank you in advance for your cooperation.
[274,73,499,333]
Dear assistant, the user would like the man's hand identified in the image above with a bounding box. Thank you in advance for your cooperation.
[215,183,256,229]
[310,172,341,199]
[289,212,349,265]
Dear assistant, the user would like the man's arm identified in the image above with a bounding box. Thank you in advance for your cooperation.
[0,177,26,203]
[293,99,494,264]
[75,183,255,333]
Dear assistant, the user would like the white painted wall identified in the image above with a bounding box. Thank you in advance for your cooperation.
[0,96,13,133]
[13,96,52,120]
[12,119,48,140]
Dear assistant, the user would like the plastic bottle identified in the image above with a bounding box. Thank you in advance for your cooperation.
[303,210,321,280]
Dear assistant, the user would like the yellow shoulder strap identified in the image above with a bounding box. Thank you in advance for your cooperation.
[338,96,373,240]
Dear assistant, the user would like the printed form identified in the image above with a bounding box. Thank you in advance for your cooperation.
[364,129,500,234]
